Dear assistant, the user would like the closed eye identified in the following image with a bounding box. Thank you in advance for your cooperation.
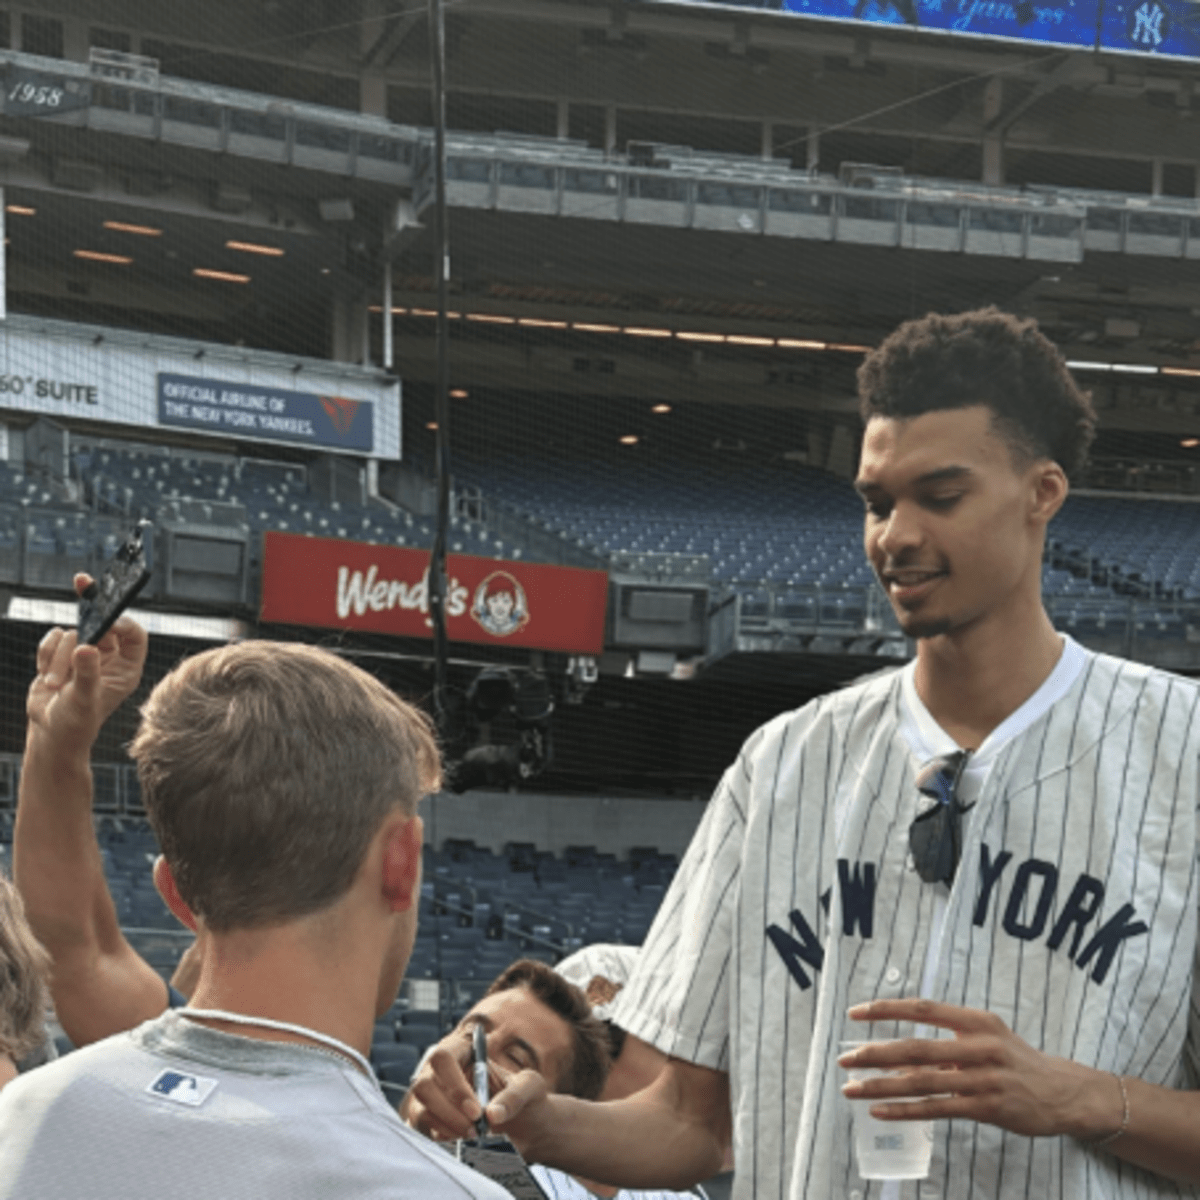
[922,493,964,511]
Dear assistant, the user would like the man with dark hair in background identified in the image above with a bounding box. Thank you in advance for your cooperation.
[404,957,611,1134]
[407,946,713,1200]
[0,624,511,1200]
[419,308,1200,1199]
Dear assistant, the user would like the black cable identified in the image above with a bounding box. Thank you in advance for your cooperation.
[427,0,451,729]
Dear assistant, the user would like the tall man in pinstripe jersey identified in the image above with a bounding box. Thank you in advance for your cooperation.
[443,308,1200,1199]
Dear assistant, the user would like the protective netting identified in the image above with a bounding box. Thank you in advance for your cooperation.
[0,1,1192,827]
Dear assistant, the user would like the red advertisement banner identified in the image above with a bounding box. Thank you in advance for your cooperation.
[260,531,609,655]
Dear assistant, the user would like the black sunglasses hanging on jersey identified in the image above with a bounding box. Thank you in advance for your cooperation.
[909,750,975,886]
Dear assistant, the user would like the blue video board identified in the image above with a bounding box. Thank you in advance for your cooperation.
[1099,0,1200,58]
[646,0,1200,59]
[778,0,1098,50]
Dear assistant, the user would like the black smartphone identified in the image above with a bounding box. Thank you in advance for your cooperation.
[78,522,152,646]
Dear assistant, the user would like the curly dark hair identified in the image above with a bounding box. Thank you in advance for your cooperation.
[486,958,611,1100]
[857,307,1097,482]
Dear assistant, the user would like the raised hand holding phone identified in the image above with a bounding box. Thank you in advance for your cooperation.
[78,521,152,646]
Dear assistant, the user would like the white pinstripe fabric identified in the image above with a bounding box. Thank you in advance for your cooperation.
[614,646,1200,1200]
[530,1164,707,1199]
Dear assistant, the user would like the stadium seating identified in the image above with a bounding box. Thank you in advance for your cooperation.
[450,450,1200,642]
[13,807,678,1074]
[6,814,680,1063]
[455,451,1172,608]
[0,432,1194,623]
[72,443,523,562]
[1051,496,1200,602]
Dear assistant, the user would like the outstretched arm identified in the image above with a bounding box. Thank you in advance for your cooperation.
[495,1055,730,1191]
[405,1041,730,1192]
[13,582,168,1046]
[843,998,1200,1184]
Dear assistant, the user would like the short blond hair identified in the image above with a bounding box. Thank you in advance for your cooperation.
[129,641,440,933]
[0,873,50,1063]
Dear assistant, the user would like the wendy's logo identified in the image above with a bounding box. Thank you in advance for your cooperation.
[471,570,530,637]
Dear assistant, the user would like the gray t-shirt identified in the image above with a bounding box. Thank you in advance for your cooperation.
[0,1010,511,1200]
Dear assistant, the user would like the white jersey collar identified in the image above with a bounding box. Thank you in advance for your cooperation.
[898,633,1089,767]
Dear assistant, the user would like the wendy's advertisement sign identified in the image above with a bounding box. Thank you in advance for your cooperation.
[260,532,608,655]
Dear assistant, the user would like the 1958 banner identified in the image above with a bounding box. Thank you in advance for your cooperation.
[260,532,609,655]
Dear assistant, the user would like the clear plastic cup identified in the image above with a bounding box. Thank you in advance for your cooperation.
[840,1040,934,1180]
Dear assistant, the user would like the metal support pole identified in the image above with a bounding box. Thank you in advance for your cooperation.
[428,0,451,725]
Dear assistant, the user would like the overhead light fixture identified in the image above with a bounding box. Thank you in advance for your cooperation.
[1182,437,1200,448]
[5,204,35,216]
[450,388,469,399]
[225,239,284,257]
[425,421,439,431]
[651,404,672,414]
[1065,359,1159,375]
[1162,367,1200,378]
[619,434,639,445]
[103,220,161,236]
[74,249,132,264]
[193,267,250,283]
[358,304,882,351]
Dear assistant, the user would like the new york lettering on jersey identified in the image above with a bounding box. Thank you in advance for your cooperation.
[767,847,1149,990]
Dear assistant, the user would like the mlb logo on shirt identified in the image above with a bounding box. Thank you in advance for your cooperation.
[146,1068,219,1107]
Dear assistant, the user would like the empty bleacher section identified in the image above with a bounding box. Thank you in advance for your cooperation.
[1053,496,1200,602]
[4,426,1194,665]
[0,435,534,602]
[0,782,680,1080]
[72,440,519,561]
[461,452,874,589]
[454,448,1200,658]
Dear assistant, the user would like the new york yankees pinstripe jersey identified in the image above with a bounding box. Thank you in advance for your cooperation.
[613,639,1200,1200]
[530,1164,709,1200]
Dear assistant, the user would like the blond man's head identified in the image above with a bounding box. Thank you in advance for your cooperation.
[130,641,439,933]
